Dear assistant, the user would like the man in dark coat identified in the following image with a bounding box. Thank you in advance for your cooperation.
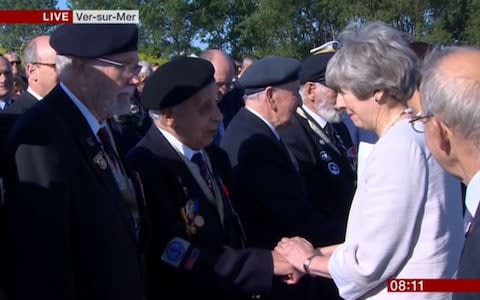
[277,52,357,299]
[1,24,146,300]
[420,47,480,300]
[5,35,58,115]
[221,56,344,300]
[126,56,295,300]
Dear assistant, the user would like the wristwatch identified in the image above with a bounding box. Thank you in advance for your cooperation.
[303,252,321,274]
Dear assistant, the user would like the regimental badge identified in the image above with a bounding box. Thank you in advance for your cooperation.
[93,151,107,170]
[327,162,341,175]
[319,151,332,162]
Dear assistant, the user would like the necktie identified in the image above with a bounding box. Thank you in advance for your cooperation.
[97,126,120,172]
[2,99,13,110]
[191,152,214,194]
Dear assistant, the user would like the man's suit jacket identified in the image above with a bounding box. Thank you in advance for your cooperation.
[278,109,356,243]
[4,91,38,115]
[453,210,480,300]
[2,85,145,300]
[126,125,272,300]
[221,108,345,300]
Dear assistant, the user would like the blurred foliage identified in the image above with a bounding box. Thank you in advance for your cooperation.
[2,0,480,60]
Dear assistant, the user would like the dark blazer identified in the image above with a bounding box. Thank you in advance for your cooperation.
[453,209,480,300]
[221,108,345,300]
[2,85,145,300]
[278,109,356,300]
[4,91,38,115]
[126,125,273,300]
[278,109,356,239]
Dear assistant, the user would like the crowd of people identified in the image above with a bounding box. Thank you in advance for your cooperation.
[0,20,478,300]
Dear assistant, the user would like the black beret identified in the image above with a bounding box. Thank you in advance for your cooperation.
[238,56,301,95]
[50,24,138,58]
[299,52,335,85]
[142,56,215,110]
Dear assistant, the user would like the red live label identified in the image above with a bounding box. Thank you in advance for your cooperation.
[0,10,73,24]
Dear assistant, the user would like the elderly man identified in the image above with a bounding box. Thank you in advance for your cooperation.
[419,47,480,300]
[0,56,14,110]
[126,56,295,300]
[200,49,244,133]
[3,52,24,78]
[277,52,357,299]
[221,56,343,300]
[5,35,58,114]
[2,24,146,300]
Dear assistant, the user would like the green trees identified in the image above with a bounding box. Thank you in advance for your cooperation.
[0,0,58,52]
[1,0,479,59]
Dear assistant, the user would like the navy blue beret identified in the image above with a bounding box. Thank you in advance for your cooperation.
[50,24,138,58]
[299,52,335,85]
[142,56,215,110]
[239,56,301,95]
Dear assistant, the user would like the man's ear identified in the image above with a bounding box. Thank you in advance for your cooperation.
[265,86,277,111]
[305,82,316,105]
[26,64,37,81]
[162,108,175,127]
[431,117,451,155]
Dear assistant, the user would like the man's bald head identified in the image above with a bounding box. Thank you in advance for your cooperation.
[421,47,480,140]
[200,49,234,100]
[23,35,58,97]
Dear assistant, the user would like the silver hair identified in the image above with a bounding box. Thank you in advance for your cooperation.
[148,110,161,120]
[138,60,153,77]
[243,90,265,102]
[55,55,73,76]
[326,21,418,102]
[421,46,480,141]
[23,41,38,65]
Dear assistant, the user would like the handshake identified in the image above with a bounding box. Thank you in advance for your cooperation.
[272,236,324,284]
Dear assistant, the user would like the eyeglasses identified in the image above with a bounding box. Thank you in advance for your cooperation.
[409,113,432,133]
[33,62,56,69]
[96,57,141,76]
[10,60,21,66]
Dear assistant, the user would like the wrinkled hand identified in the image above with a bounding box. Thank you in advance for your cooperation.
[272,250,305,285]
[275,237,315,271]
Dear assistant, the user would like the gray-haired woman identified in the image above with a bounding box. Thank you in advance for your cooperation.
[276,21,464,300]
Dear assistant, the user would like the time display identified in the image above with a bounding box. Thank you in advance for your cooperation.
[388,279,424,292]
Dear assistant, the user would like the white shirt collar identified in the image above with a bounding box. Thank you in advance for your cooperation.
[466,170,480,218]
[60,82,102,136]
[157,126,201,160]
[27,87,43,101]
[0,98,13,110]
[302,104,328,128]
[245,106,280,140]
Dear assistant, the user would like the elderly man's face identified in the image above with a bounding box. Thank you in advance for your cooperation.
[91,51,139,118]
[171,81,223,150]
[311,82,342,122]
[272,80,301,127]
[0,57,14,100]
[4,53,21,76]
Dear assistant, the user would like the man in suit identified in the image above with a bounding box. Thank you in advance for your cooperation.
[5,35,58,114]
[0,56,14,111]
[2,24,146,300]
[126,56,296,300]
[221,56,345,300]
[420,47,480,300]
[277,52,356,299]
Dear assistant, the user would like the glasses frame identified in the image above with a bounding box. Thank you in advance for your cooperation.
[409,113,433,133]
[96,57,141,76]
[32,62,56,69]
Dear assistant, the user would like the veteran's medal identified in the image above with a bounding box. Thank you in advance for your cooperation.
[194,215,205,227]
[93,152,107,170]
